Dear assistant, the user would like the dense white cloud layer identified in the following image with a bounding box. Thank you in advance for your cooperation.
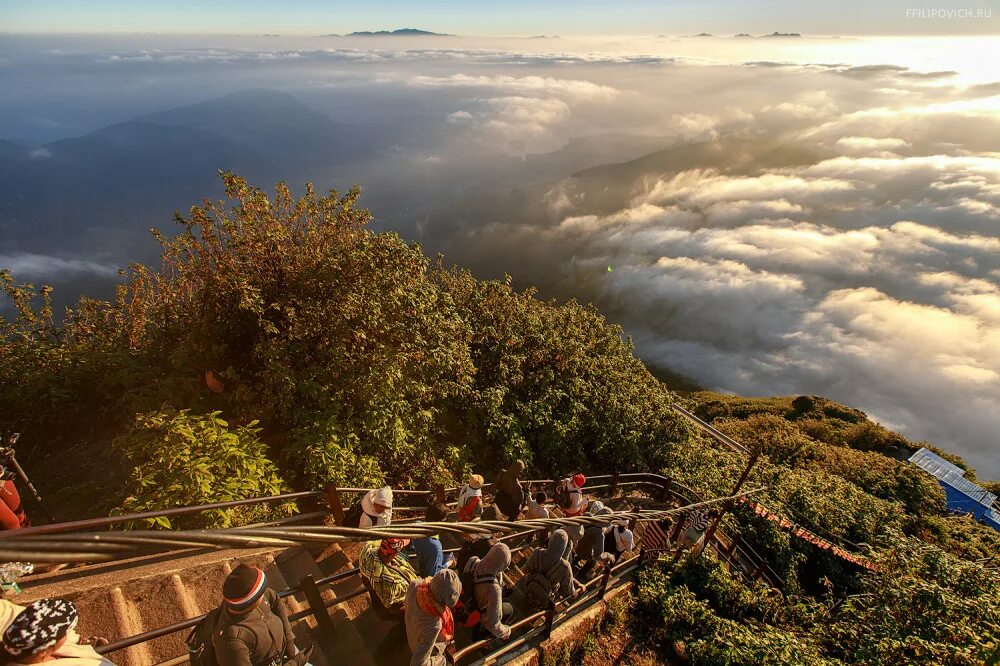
[419,58,1000,475]
[4,34,1000,475]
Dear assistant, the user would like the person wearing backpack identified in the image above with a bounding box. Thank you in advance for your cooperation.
[404,569,461,666]
[554,474,587,517]
[211,565,311,666]
[357,486,394,528]
[412,503,456,578]
[604,519,635,562]
[494,461,525,521]
[522,529,582,611]
[572,502,614,578]
[456,475,484,522]
[359,538,418,615]
[466,543,513,641]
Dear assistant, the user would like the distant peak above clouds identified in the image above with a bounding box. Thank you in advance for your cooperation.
[325,28,455,37]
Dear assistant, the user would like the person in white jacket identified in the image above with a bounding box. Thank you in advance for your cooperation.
[0,598,114,666]
[359,486,393,527]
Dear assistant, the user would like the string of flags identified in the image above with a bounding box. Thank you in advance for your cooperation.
[737,497,882,573]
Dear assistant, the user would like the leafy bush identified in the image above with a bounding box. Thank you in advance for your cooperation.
[114,409,292,528]
[1,174,688,519]
[820,531,1000,665]
[636,558,833,665]
[436,269,687,476]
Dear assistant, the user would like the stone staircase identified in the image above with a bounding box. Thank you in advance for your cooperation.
[11,486,702,666]
[15,541,388,666]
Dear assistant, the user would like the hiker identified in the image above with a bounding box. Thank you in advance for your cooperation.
[360,538,418,615]
[522,529,582,610]
[673,508,718,562]
[604,518,635,562]
[494,461,525,521]
[0,598,113,666]
[465,543,513,640]
[405,569,461,666]
[358,486,394,528]
[525,491,549,520]
[0,472,29,531]
[412,503,456,578]
[456,475,484,522]
[555,474,588,517]
[563,524,585,555]
[213,564,310,666]
[569,503,611,577]
[454,506,501,572]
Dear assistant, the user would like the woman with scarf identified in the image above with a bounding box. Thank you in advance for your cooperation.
[456,475,484,522]
[405,569,461,666]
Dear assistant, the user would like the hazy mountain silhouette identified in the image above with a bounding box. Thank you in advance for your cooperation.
[346,28,452,36]
[0,90,377,258]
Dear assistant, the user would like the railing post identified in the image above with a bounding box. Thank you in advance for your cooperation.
[325,483,344,525]
[299,574,336,634]
[659,478,672,503]
[543,599,556,639]
[669,514,685,544]
[725,535,741,560]
[609,472,619,497]
[697,450,760,559]
[598,561,612,599]
[434,484,446,506]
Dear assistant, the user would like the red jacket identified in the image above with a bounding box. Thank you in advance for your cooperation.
[0,480,29,530]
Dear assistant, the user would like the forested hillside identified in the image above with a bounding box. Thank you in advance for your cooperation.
[1,175,997,664]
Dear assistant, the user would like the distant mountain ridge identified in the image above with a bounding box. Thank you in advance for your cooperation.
[0,89,376,260]
[330,28,453,37]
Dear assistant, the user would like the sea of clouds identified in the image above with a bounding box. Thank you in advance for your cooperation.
[1,33,998,474]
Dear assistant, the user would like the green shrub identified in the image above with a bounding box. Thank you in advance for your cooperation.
[820,531,1000,665]
[114,409,292,528]
[636,561,832,665]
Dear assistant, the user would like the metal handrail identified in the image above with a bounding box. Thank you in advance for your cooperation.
[4,490,322,538]
[54,473,777,664]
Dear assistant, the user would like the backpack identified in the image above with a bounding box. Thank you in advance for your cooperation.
[523,556,566,609]
[555,484,578,510]
[453,558,503,626]
[453,563,480,625]
[186,608,222,666]
[343,498,378,528]
[342,500,364,528]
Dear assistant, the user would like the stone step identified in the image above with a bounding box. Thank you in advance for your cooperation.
[10,491,676,666]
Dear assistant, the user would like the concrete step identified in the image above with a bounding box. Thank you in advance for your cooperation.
[10,492,677,666]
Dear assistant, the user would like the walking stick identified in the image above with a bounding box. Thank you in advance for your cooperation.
[2,433,55,524]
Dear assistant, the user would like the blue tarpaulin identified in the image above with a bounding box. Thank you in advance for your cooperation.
[909,448,1000,531]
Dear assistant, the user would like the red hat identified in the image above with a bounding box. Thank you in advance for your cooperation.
[572,473,586,487]
[379,538,410,558]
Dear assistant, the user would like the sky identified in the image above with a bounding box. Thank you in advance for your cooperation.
[2,0,998,36]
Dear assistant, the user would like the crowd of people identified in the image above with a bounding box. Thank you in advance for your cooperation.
[0,464,718,666]
[352,465,654,666]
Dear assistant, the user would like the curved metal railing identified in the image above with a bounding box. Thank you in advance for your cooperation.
[5,473,778,665]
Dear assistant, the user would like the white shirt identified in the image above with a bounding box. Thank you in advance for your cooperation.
[526,495,550,519]
[360,488,392,527]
